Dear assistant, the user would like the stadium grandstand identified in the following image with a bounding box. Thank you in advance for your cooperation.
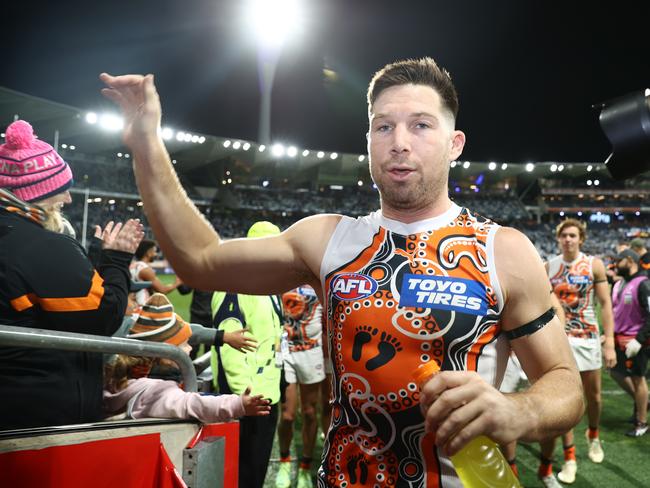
[1,85,647,263]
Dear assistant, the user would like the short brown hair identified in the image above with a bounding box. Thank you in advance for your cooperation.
[367,57,459,120]
[555,218,587,242]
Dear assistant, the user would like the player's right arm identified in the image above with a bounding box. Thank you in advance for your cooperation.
[100,73,341,296]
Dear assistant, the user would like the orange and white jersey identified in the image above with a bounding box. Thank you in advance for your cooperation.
[282,285,322,352]
[318,204,508,488]
[129,260,151,306]
[547,253,599,339]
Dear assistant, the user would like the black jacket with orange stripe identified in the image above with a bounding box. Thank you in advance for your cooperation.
[0,211,132,430]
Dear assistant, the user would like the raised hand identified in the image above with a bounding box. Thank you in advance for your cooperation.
[99,73,161,149]
[224,329,258,352]
[95,219,144,254]
[241,386,271,416]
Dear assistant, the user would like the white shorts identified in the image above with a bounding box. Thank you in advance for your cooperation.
[283,346,326,385]
[500,355,528,393]
[568,337,602,372]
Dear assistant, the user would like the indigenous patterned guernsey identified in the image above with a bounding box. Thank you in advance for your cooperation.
[318,204,509,488]
[283,285,323,351]
[547,252,599,339]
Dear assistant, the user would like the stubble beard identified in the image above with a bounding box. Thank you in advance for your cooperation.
[372,159,450,213]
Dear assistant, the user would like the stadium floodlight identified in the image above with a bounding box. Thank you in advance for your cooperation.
[357,180,363,186]
[450,161,457,168]
[330,152,338,160]
[191,135,200,143]
[124,154,130,159]
[227,178,232,184]
[87,198,93,203]
[223,140,232,148]
[287,146,298,157]
[69,145,76,150]
[636,211,641,216]
[137,202,144,207]
[560,211,565,216]
[117,152,123,157]
[594,179,600,186]
[161,127,174,140]
[243,142,251,151]
[488,162,496,171]
[183,133,192,142]
[317,151,325,159]
[463,161,470,169]
[272,143,285,157]
[176,131,185,142]
[302,149,310,157]
[587,179,593,186]
[233,141,242,150]
[578,211,583,216]
[61,144,68,149]
[525,163,534,172]
[93,197,102,203]
[262,180,270,187]
[550,164,557,172]
[99,113,124,132]
[248,0,303,50]
[558,164,565,172]
[172,160,177,165]
[587,164,593,172]
[85,112,98,124]
[501,163,508,170]
[199,136,206,144]
[358,155,365,162]
[108,199,115,204]
[259,144,266,152]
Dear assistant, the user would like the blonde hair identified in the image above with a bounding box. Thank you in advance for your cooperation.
[104,355,155,393]
[555,218,587,242]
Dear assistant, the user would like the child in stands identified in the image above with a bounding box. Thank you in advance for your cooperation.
[103,293,270,422]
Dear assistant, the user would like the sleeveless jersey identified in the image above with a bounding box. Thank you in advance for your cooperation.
[318,204,508,488]
[129,260,151,306]
[547,253,599,339]
[282,285,323,352]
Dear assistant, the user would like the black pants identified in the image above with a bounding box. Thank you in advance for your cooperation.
[238,403,279,488]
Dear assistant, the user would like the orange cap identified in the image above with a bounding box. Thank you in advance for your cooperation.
[412,361,441,386]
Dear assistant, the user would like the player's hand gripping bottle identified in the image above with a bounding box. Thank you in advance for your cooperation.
[413,362,521,488]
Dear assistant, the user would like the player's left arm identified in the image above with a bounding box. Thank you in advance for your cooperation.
[420,227,583,454]
[592,257,616,368]
[497,227,584,442]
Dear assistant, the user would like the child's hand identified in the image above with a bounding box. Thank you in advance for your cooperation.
[225,329,258,352]
[242,386,271,416]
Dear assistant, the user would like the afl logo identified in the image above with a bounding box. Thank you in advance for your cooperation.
[330,273,378,300]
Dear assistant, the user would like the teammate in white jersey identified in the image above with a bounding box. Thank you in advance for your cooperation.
[100,58,583,487]
[541,219,615,484]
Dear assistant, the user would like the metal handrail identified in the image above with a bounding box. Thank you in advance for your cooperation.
[0,324,197,392]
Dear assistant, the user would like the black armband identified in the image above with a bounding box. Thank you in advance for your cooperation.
[214,329,225,347]
[504,307,555,340]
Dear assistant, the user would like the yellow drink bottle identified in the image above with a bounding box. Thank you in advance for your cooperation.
[413,362,521,488]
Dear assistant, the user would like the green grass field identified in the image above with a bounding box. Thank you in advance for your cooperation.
[165,276,650,487]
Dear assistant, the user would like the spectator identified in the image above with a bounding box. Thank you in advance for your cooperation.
[103,293,270,421]
[0,119,143,429]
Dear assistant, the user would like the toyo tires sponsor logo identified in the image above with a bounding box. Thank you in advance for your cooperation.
[330,273,378,300]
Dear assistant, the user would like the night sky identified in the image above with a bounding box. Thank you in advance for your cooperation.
[2,0,649,163]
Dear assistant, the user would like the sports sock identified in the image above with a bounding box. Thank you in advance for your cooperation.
[563,444,576,462]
